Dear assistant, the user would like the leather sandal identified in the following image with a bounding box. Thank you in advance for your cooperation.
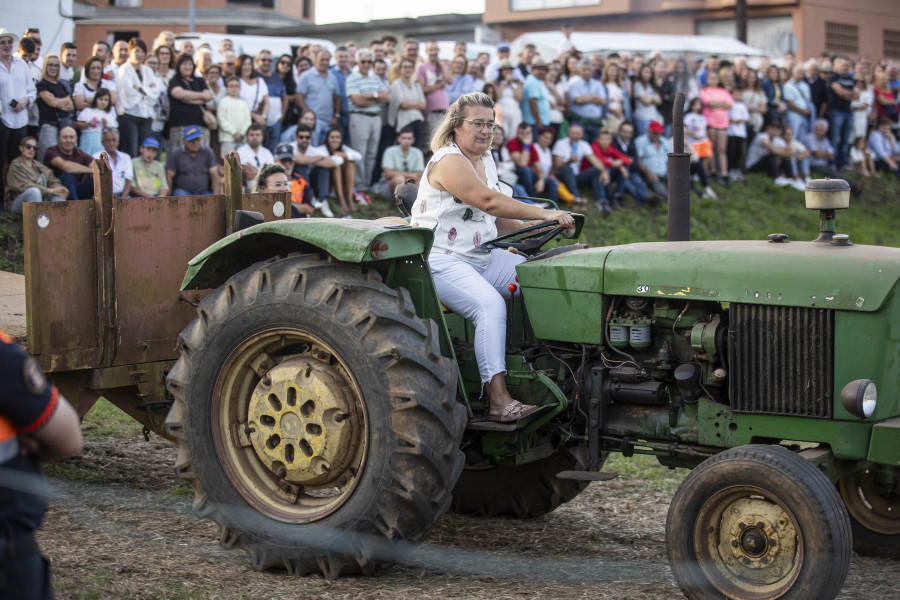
[491,400,543,423]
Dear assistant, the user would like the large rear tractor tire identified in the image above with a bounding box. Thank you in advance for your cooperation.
[838,467,900,557]
[665,444,852,600]
[449,446,590,518]
[165,254,466,577]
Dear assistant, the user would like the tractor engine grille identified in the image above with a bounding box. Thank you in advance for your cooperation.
[728,304,834,418]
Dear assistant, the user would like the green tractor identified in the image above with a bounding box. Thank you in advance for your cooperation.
[164,167,900,599]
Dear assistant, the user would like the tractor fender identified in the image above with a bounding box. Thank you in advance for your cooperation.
[181,218,434,291]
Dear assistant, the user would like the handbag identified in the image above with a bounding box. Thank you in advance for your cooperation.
[201,106,217,131]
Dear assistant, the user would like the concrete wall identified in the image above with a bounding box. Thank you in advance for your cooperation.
[9,0,75,57]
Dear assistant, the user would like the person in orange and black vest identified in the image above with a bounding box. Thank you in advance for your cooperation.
[0,330,82,599]
[273,143,314,218]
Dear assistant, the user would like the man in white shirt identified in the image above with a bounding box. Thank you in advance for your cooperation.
[93,128,133,198]
[289,124,336,217]
[236,123,275,190]
[551,122,609,208]
[745,119,795,186]
[0,29,37,204]
[59,42,77,93]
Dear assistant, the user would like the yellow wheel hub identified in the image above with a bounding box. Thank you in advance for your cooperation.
[696,488,802,598]
[247,356,360,487]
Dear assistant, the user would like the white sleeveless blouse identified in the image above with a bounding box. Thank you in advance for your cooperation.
[410,143,499,267]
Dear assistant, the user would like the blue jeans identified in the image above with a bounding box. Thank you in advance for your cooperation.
[786,111,809,143]
[635,119,654,137]
[266,122,282,153]
[514,166,535,197]
[829,109,853,168]
[557,165,606,203]
[173,188,212,196]
[59,173,94,200]
[621,170,649,205]
[119,114,153,158]
[294,164,331,201]
[540,177,559,203]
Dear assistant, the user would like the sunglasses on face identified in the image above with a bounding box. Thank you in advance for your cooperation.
[359,60,372,64]
[296,135,311,140]
[23,143,37,150]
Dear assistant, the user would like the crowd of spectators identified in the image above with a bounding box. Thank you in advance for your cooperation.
[2,24,900,217]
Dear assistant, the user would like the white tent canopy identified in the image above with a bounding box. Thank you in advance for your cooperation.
[512,31,766,63]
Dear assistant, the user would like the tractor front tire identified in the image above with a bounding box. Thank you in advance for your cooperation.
[165,254,465,577]
[665,444,851,600]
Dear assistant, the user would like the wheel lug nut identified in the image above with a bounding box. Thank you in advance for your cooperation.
[731,540,739,548]
[756,522,765,529]
[738,522,746,529]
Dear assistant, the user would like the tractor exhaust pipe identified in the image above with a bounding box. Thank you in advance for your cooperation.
[667,91,691,241]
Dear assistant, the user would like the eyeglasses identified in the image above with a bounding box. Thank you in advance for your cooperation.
[296,135,311,140]
[23,143,37,150]
[259,58,272,63]
[278,61,291,66]
[461,119,498,132]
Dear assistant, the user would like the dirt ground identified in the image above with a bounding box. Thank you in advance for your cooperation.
[37,431,896,600]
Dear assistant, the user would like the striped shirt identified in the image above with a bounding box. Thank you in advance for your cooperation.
[346,71,387,115]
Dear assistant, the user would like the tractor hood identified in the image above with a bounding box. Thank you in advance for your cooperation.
[602,240,900,312]
[518,240,900,312]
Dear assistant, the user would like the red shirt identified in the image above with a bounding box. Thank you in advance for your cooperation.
[588,140,632,170]
[44,145,93,178]
[506,138,539,165]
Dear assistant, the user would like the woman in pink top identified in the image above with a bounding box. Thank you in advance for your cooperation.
[700,70,733,184]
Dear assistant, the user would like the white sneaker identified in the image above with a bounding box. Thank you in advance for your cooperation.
[702,186,718,200]
[774,176,793,187]
[317,199,334,218]
[790,180,807,191]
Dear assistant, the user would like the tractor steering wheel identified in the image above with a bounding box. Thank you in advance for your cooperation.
[479,219,574,255]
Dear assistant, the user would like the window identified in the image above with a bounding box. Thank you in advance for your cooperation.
[885,30,900,59]
[510,0,600,11]
[824,22,858,55]
[303,0,311,19]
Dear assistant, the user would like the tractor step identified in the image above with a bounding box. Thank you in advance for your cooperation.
[465,419,518,432]
[556,471,619,482]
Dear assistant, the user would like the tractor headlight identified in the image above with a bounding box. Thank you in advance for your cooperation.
[840,379,877,419]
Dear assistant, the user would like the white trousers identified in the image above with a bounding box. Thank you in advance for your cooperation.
[429,249,526,384]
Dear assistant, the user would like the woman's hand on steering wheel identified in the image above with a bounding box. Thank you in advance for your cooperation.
[542,209,575,230]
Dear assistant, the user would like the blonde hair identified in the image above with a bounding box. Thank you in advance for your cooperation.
[430,91,495,153]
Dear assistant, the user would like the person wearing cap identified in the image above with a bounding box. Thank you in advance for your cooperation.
[273,142,315,217]
[92,128,133,198]
[568,58,607,144]
[165,124,220,196]
[131,137,169,197]
[635,120,672,199]
[485,41,519,84]
[0,329,83,600]
[521,58,551,139]
[0,28,38,204]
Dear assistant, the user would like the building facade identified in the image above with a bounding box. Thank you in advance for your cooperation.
[484,0,900,61]
[73,0,312,53]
